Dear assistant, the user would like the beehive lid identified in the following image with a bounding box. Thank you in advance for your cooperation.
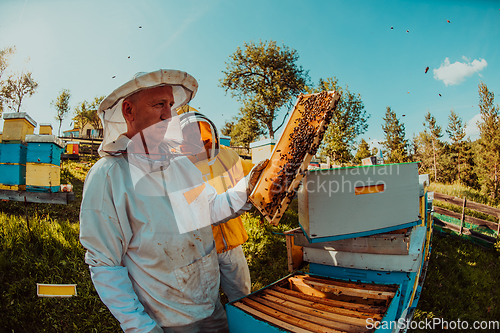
[39,123,53,129]
[25,134,64,148]
[3,112,37,127]
[249,91,340,225]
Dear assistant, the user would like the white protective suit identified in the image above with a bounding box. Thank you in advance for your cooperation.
[80,70,249,332]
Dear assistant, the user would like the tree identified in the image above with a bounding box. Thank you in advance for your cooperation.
[52,89,71,136]
[73,96,105,137]
[446,108,467,183]
[413,131,433,175]
[0,46,16,115]
[86,96,105,131]
[224,108,264,147]
[220,120,234,137]
[73,101,90,136]
[0,71,38,113]
[353,139,371,164]
[476,82,500,199]
[307,77,369,164]
[220,40,309,139]
[381,107,408,163]
[0,46,15,82]
[423,111,443,182]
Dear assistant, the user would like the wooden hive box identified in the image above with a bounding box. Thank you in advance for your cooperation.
[298,163,420,243]
[0,143,27,190]
[66,142,79,155]
[227,272,400,333]
[283,226,430,326]
[26,135,64,166]
[2,112,37,143]
[39,123,53,135]
[25,135,63,193]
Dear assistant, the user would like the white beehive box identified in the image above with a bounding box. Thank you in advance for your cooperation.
[298,162,420,242]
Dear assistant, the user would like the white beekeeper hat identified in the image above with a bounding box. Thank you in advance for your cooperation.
[97,69,198,157]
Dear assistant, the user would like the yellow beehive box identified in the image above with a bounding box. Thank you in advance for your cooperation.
[2,112,37,142]
[39,123,53,135]
[26,162,60,192]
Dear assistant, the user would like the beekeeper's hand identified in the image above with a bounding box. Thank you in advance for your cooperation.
[247,159,269,197]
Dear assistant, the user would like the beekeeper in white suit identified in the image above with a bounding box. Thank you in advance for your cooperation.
[79,69,258,333]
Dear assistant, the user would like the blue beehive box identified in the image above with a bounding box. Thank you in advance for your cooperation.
[0,164,26,187]
[26,135,64,166]
[0,143,27,190]
[0,143,27,164]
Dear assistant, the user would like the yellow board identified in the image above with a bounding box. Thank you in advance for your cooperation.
[26,163,60,187]
[0,184,26,191]
[39,125,53,135]
[37,284,77,297]
[3,118,35,142]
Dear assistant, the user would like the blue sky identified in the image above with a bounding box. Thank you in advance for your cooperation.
[1,0,499,151]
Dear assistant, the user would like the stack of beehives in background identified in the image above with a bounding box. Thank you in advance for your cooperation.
[0,112,37,191]
[0,114,64,193]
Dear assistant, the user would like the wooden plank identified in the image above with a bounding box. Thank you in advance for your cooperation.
[240,298,345,333]
[289,276,394,301]
[0,189,74,204]
[257,292,370,327]
[433,214,462,232]
[434,192,500,217]
[460,197,467,234]
[249,295,367,333]
[469,230,497,243]
[293,229,410,255]
[232,302,315,333]
[434,206,498,231]
[263,289,383,321]
[433,216,496,244]
[285,231,304,272]
[302,275,398,293]
[272,286,386,314]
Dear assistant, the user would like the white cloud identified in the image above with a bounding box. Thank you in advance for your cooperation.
[433,57,488,86]
[465,113,481,140]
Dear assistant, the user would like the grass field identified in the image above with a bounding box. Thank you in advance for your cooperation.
[1,162,499,332]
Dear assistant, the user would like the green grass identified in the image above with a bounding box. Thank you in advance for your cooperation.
[2,165,500,332]
[241,199,302,293]
[429,182,500,238]
[0,212,120,332]
[429,182,500,208]
[410,231,500,333]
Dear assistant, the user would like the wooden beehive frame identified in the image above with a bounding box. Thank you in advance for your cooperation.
[249,91,340,225]
[231,273,397,333]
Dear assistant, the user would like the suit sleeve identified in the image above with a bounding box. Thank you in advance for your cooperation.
[80,165,162,333]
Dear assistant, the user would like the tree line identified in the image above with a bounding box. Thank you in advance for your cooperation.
[219,40,500,199]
